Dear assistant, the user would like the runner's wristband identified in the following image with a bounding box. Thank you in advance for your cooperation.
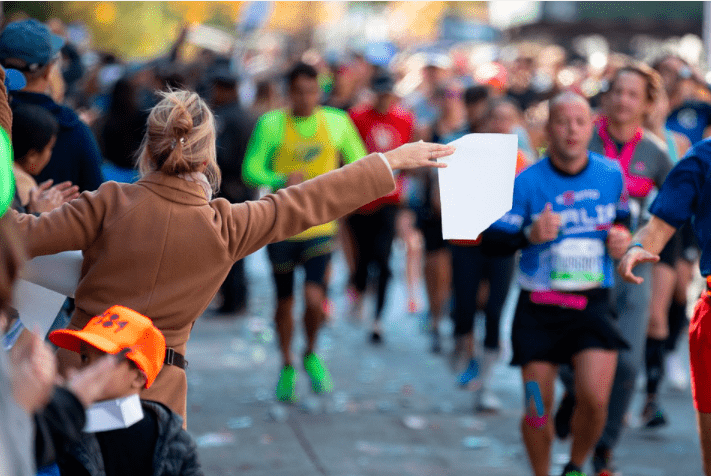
[626,242,644,252]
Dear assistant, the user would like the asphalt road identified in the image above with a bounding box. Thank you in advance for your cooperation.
[184,243,703,476]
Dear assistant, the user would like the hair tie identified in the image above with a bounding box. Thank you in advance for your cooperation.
[170,137,186,151]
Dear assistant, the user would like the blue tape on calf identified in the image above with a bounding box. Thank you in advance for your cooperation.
[525,381,545,416]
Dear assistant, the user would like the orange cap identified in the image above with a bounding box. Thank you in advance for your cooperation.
[49,305,166,388]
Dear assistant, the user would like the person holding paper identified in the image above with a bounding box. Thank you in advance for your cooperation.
[11,87,455,425]
[481,92,631,476]
[47,305,204,476]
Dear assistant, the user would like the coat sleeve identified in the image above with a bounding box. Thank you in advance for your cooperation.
[11,183,114,258]
[228,153,395,261]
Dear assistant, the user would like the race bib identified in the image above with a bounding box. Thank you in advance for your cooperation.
[550,238,605,291]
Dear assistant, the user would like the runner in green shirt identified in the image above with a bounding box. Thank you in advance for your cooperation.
[242,62,366,402]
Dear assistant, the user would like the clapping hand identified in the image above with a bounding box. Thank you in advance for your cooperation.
[28,180,79,214]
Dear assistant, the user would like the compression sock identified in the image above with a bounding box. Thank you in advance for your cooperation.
[646,337,666,396]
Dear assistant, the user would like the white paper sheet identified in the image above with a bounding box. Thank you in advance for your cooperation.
[437,133,518,239]
[84,394,144,433]
[12,279,69,337]
[19,250,83,298]
[11,251,83,337]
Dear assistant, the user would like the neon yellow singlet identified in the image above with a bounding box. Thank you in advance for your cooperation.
[273,109,339,240]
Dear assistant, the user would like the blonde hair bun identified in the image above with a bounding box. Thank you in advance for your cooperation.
[136,89,221,193]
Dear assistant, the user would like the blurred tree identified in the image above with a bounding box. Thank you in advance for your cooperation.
[3,1,245,59]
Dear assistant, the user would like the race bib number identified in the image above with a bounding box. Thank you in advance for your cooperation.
[550,238,605,291]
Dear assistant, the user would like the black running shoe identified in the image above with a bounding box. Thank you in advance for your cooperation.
[430,328,442,354]
[561,462,586,476]
[592,445,618,476]
[641,400,667,428]
[555,392,575,440]
[370,330,383,345]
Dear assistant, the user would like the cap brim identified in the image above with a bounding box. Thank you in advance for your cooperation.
[4,68,26,91]
[49,328,121,355]
[49,32,65,56]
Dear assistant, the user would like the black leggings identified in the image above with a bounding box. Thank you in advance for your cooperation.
[347,205,398,320]
[450,244,515,350]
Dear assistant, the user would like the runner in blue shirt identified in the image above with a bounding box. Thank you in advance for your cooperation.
[482,92,631,476]
[619,137,711,476]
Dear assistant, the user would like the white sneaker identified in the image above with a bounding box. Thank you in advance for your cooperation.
[475,388,502,412]
[666,351,690,391]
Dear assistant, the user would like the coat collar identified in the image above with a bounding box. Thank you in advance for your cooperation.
[136,173,209,205]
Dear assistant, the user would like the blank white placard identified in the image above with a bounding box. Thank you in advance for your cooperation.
[12,251,83,337]
[19,250,82,298]
[437,133,518,239]
[12,279,68,337]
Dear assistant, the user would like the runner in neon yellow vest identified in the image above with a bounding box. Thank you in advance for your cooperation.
[243,62,366,402]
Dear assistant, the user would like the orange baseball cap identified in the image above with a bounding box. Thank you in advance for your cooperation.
[49,305,166,388]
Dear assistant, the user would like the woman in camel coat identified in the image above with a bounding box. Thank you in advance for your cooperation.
[11,90,454,424]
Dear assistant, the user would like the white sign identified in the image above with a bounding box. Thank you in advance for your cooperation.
[437,133,518,239]
[12,251,83,337]
[12,280,69,338]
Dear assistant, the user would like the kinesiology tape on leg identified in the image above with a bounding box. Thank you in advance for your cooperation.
[524,381,548,428]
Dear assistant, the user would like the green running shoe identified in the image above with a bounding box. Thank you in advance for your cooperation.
[303,353,333,394]
[276,365,298,402]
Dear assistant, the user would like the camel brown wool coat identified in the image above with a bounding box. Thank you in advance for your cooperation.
[12,153,395,425]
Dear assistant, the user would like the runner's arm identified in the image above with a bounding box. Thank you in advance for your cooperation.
[480,174,532,256]
[333,111,367,164]
[619,151,706,282]
[628,216,677,256]
[242,114,285,190]
[618,216,677,283]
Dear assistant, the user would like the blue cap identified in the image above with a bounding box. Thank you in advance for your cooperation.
[0,19,65,72]
[4,68,25,91]
[371,72,395,94]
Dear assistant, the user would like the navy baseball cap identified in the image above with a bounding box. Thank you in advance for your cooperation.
[0,19,65,72]
[371,73,395,94]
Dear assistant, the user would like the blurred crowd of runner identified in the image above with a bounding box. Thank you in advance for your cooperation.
[4,13,711,476]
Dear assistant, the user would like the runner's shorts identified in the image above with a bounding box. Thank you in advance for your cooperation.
[689,291,711,412]
[658,228,682,267]
[267,236,334,299]
[511,288,629,367]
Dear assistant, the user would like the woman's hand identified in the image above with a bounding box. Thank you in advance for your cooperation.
[28,180,80,214]
[383,141,455,171]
